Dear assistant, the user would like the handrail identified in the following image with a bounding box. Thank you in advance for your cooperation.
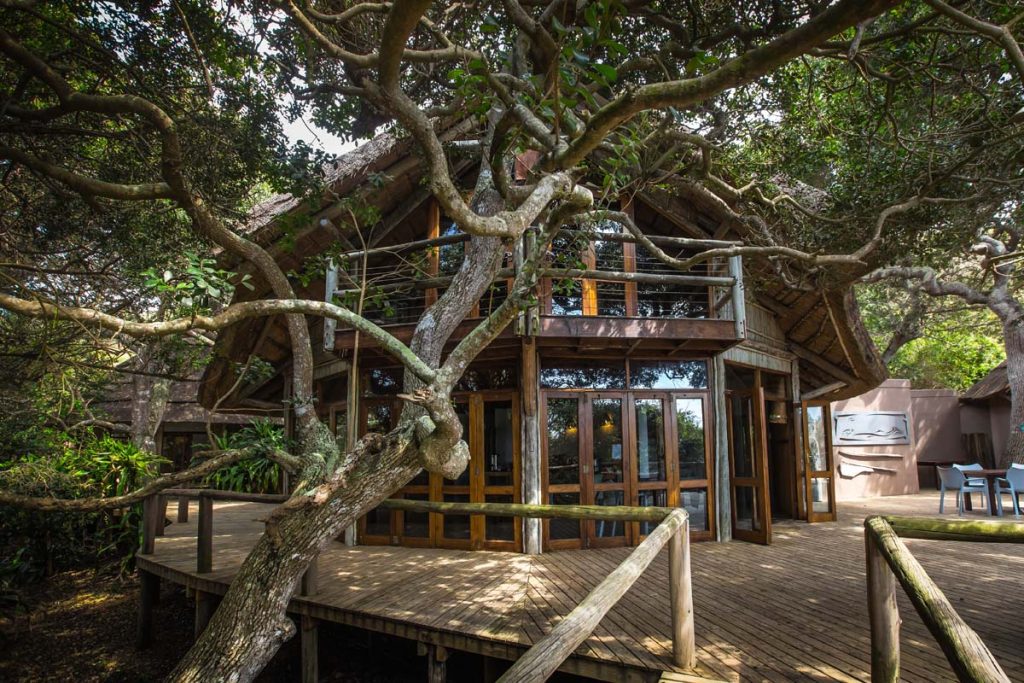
[379,498,674,522]
[864,515,1011,682]
[498,508,693,682]
[143,492,696,675]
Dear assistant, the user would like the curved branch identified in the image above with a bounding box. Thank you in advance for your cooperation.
[0,292,437,384]
[0,448,254,512]
[861,267,991,306]
[925,0,1024,84]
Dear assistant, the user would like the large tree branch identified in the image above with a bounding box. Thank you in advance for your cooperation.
[862,267,992,306]
[549,0,902,170]
[925,0,1024,84]
[0,292,437,384]
[0,448,253,512]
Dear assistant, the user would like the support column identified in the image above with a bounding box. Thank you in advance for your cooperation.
[301,614,319,683]
[418,643,448,683]
[520,339,542,554]
[344,366,359,546]
[712,355,732,542]
[194,590,216,639]
[136,569,159,649]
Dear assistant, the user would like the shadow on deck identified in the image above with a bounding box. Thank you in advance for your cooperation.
[137,492,1024,682]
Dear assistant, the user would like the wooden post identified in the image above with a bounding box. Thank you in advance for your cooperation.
[155,495,167,537]
[669,519,695,669]
[194,590,215,639]
[520,339,542,554]
[728,255,746,340]
[197,493,213,573]
[136,569,159,649]
[711,355,731,542]
[301,614,319,683]
[418,643,448,683]
[866,532,900,682]
[177,496,189,523]
[301,556,320,596]
[141,495,157,555]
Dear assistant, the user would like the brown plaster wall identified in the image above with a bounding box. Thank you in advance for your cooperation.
[830,379,919,500]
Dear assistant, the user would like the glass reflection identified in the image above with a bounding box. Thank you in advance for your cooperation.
[546,398,579,485]
[676,398,706,480]
[592,399,623,483]
[630,361,708,389]
[638,489,668,535]
[594,490,625,537]
[484,401,514,487]
[681,488,707,532]
[486,494,515,541]
[634,399,666,482]
[540,363,626,389]
[443,493,471,539]
[402,493,429,538]
[549,492,581,539]
[730,394,755,478]
[806,406,829,472]
[550,279,584,316]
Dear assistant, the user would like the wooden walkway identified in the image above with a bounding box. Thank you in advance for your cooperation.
[137,492,1024,682]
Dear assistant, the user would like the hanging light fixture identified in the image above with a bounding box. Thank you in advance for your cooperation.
[767,401,788,424]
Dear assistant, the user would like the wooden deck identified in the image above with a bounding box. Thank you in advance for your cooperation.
[138,492,1024,682]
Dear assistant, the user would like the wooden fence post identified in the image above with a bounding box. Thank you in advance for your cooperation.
[301,556,320,597]
[136,569,159,649]
[669,518,695,669]
[197,493,213,573]
[194,590,215,639]
[866,528,900,683]
[155,495,167,537]
[177,496,189,523]
[301,614,319,683]
[418,643,447,683]
[141,495,157,555]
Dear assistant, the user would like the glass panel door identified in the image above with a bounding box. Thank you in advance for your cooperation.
[481,397,518,549]
[727,387,771,544]
[632,394,669,537]
[674,395,712,539]
[588,394,629,547]
[803,401,836,522]
[544,394,584,548]
[436,401,472,548]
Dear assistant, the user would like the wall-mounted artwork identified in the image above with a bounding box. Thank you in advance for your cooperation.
[832,411,911,446]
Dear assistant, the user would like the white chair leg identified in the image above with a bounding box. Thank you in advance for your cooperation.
[957,491,964,516]
[939,487,946,514]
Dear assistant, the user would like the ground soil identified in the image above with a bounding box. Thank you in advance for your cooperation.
[0,569,590,682]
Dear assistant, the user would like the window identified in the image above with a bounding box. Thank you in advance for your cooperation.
[540,362,627,389]
[630,361,708,389]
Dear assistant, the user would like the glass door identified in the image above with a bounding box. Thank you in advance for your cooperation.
[435,400,473,549]
[479,395,519,550]
[727,387,771,544]
[543,393,585,549]
[802,401,837,522]
[630,393,670,539]
[586,393,630,547]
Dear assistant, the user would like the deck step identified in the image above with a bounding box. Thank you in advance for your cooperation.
[659,671,728,683]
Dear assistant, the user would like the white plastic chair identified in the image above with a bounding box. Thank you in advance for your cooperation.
[952,462,987,487]
[937,466,987,516]
[995,464,1024,516]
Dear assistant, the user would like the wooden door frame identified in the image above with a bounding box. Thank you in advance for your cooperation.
[628,391,672,542]
[726,383,772,545]
[669,392,716,542]
[541,391,587,550]
[802,400,837,523]
[584,391,632,548]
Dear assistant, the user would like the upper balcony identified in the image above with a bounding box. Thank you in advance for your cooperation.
[326,210,746,359]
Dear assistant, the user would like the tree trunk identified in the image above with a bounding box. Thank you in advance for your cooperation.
[129,372,170,453]
[1001,318,1024,466]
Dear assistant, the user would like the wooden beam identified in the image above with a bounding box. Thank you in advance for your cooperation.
[379,498,677,522]
[866,527,899,682]
[136,570,159,649]
[368,186,433,248]
[195,590,215,640]
[669,519,696,669]
[197,494,213,574]
[790,345,858,386]
[800,381,846,401]
[520,340,542,554]
[177,496,189,523]
[301,614,320,683]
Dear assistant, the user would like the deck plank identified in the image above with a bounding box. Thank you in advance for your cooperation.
[140,492,1024,682]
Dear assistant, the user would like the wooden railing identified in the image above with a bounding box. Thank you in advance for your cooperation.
[864,515,1023,683]
[140,492,696,680]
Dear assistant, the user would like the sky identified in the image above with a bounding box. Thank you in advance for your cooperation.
[281,112,357,158]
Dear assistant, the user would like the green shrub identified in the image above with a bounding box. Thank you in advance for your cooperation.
[0,434,166,587]
[203,419,288,494]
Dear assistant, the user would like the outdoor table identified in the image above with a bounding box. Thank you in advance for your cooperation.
[965,469,1008,516]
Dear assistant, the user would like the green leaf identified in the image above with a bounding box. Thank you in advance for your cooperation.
[593,63,617,83]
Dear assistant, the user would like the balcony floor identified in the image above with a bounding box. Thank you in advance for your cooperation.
[137,492,1024,682]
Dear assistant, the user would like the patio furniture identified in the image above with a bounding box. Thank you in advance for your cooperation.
[995,464,1024,516]
[937,466,988,516]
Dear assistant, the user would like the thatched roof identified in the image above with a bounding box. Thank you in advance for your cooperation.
[199,130,885,407]
[96,376,259,427]
[962,361,1009,402]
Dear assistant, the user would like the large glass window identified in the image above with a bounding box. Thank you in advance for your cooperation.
[634,399,666,482]
[676,398,707,480]
[630,361,708,389]
[546,398,579,486]
[540,362,626,390]
[592,399,624,484]
[484,401,515,487]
